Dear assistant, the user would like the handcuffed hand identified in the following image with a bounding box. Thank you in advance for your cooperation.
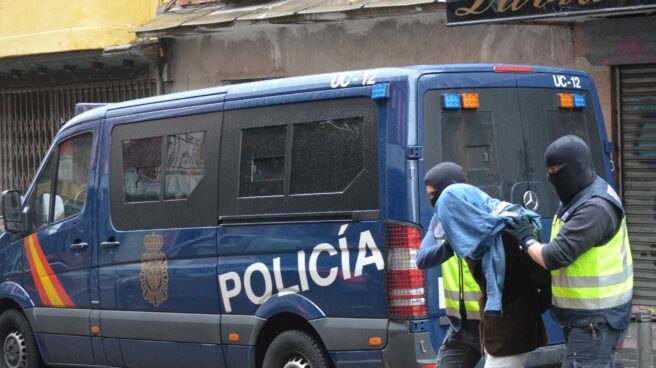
[503,217,537,251]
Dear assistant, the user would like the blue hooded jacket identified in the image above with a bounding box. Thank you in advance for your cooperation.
[436,184,541,315]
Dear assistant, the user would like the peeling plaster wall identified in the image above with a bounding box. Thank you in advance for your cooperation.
[167,13,639,136]
[164,14,656,139]
[168,14,574,89]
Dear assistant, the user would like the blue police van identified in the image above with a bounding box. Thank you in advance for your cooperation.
[0,64,613,368]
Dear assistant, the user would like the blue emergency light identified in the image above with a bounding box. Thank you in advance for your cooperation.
[441,94,462,110]
[573,94,586,109]
[371,83,389,100]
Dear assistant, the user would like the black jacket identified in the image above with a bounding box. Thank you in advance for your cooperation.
[466,233,550,356]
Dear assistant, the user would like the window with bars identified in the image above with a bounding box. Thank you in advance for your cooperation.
[0,79,157,194]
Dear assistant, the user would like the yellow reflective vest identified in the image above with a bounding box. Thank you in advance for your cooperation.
[550,216,633,310]
[442,255,481,320]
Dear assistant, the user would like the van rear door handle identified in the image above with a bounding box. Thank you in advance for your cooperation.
[101,241,121,249]
[70,242,89,251]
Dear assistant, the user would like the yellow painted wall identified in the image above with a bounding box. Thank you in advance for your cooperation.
[0,0,163,59]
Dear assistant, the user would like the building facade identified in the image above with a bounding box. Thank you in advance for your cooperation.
[137,1,655,306]
[0,0,163,192]
[1,0,653,307]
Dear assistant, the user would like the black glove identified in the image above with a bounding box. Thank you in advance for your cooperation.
[503,217,537,251]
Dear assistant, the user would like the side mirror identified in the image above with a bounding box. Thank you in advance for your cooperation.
[1,190,24,233]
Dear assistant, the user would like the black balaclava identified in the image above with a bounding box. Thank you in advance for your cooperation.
[544,135,595,205]
[424,162,467,207]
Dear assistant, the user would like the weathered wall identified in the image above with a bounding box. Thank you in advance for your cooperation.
[167,14,575,89]
[167,13,656,139]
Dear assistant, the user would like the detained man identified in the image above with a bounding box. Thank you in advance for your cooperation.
[436,183,550,368]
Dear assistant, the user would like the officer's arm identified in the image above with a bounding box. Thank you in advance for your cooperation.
[416,216,454,269]
[526,242,547,269]
[535,200,619,271]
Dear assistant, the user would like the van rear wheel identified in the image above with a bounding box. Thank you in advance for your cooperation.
[263,330,331,368]
[0,310,41,368]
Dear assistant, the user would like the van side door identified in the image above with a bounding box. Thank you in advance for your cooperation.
[96,107,225,368]
[16,123,99,366]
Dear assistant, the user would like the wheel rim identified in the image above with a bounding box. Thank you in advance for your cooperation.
[3,330,27,368]
[283,354,310,368]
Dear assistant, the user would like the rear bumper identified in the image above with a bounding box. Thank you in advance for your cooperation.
[328,318,563,368]
[381,320,437,368]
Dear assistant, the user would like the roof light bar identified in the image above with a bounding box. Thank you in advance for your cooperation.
[371,83,389,100]
[573,94,586,109]
[441,94,462,110]
[559,93,574,109]
[461,93,480,109]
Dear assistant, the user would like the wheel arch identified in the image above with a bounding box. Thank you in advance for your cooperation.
[251,293,328,367]
[254,312,325,368]
[0,282,35,313]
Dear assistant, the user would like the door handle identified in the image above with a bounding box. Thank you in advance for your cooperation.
[69,242,89,251]
[101,241,121,249]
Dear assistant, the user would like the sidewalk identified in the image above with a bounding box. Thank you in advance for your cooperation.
[615,319,655,368]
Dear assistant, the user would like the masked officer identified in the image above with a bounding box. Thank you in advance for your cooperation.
[416,162,482,368]
[505,135,633,367]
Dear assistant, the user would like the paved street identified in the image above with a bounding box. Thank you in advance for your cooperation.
[616,320,656,368]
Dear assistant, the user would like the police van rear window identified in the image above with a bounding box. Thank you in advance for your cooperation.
[423,87,604,218]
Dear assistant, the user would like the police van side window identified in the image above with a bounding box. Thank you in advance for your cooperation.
[54,133,93,222]
[25,132,93,231]
[291,117,364,194]
[110,113,219,230]
[25,156,55,230]
[121,132,207,202]
[240,125,286,197]
[220,97,379,221]
[165,132,206,200]
[123,136,162,202]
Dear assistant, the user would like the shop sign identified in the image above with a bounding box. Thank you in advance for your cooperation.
[447,0,656,25]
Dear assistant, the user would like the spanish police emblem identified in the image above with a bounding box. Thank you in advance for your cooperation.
[139,233,169,307]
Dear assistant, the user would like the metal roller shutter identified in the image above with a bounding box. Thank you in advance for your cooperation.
[619,64,656,307]
[0,80,157,193]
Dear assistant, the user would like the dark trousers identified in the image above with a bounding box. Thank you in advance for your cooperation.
[437,325,482,368]
[562,322,625,368]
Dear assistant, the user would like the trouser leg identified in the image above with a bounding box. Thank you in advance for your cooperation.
[437,326,482,368]
[561,323,624,368]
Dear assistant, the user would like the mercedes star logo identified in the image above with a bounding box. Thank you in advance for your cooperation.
[523,190,539,211]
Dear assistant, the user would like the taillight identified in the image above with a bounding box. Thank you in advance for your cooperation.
[494,65,533,73]
[386,222,427,319]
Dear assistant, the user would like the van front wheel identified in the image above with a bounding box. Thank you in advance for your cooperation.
[0,310,41,368]
[263,330,331,368]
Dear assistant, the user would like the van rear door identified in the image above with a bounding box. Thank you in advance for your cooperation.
[515,72,611,220]
[418,69,605,354]
[419,72,528,208]
[418,72,531,354]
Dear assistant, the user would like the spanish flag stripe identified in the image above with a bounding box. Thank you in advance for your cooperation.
[24,236,50,306]
[30,236,75,307]
[30,236,75,308]
[26,235,64,307]
[24,234,76,308]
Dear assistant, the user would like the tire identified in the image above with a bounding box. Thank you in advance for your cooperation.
[263,330,332,368]
[0,310,41,368]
